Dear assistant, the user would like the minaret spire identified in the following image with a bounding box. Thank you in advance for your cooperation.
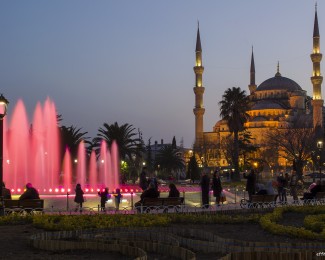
[311,3,324,130]
[248,46,257,94]
[275,61,281,77]
[193,22,205,146]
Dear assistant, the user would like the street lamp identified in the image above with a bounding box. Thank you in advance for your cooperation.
[0,94,9,216]
[317,140,323,182]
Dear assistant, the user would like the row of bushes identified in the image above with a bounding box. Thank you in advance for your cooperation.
[0,212,260,231]
[259,205,325,240]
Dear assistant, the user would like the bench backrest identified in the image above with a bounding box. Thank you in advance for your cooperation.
[251,195,276,203]
[315,192,325,199]
[162,197,184,206]
[4,199,44,209]
[142,198,164,206]
[19,199,44,209]
[4,199,20,208]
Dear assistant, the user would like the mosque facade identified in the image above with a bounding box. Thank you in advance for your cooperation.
[193,7,324,168]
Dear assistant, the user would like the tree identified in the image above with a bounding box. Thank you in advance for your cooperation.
[265,118,315,180]
[219,87,250,181]
[60,125,90,160]
[155,145,185,178]
[93,122,143,161]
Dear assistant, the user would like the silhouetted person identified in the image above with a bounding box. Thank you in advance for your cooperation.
[168,183,180,198]
[19,183,39,200]
[243,169,256,202]
[98,187,110,211]
[200,169,210,208]
[2,182,11,199]
[74,183,84,212]
[114,188,123,210]
[211,171,222,206]
[139,167,148,191]
[135,182,160,210]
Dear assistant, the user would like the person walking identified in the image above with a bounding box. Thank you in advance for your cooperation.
[74,183,84,212]
[98,187,110,212]
[200,169,210,208]
[243,169,256,202]
[289,170,298,202]
[211,170,222,207]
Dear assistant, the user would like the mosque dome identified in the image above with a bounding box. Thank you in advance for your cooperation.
[256,71,302,92]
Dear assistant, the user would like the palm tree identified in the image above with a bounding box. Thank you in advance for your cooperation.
[219,87,250,181]
[156,145,185,179]
[93,122,143,161]
[60,125,90,160]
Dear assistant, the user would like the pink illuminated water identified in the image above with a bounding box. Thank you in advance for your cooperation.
[3,98,120,193]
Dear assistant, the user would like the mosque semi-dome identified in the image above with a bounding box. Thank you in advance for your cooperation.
[256,72,302,92]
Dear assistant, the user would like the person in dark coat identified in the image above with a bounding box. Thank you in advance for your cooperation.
[139,167,148,191]
[168,183,180,198]
[19,183,40,200]
[134,182,160,209]
[302,180,322,201]
[98,187,110,211]
[74,183,84,212]
[243,169,256,202]
[211,171,222,206]
[200,169,210,208]
[2,182,11,199]
[114,188,123,210]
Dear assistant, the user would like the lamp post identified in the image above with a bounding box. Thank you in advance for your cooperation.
[0,94,9,216]
[317,140,323,182]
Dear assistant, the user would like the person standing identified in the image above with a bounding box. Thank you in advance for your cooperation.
[19,183,40,200]
[114,188,123,211]
[211,170,222,207]
[243,169,256,202]
[276,172,285,202]
[289,170,298,202]
[98,187,110,212]
[74,183,84,212]
[139,167,148,191]
[200,169,210,208]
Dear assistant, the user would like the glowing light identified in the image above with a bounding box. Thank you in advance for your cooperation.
[91,189,94,192]
[61,188,65,192]
[107,199,112,203]
[97,188,100,192]
[101,159,104,164]
[49,189,53,192]
[17,188,21,192]
[130,189,134,192]
[142,162,146,166]
[55,188,59,193]
[11,189,14,192]
[6,159,10,164]
[68,188,71,192]
[85,188,89,192]
[122,199,127,203]
[74,159,78,163]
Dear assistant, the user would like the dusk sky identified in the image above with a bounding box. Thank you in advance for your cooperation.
[0,1,323,148]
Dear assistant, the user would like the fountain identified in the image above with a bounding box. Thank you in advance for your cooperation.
[3,98,120,194]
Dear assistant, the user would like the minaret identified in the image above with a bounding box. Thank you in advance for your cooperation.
[311,3,324,129]
[193,23,205,146]
[248,46,257,94]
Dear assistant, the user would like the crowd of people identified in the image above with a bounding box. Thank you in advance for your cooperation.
[2,166,324,213]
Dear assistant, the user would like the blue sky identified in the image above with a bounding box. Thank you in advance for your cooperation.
[0,0,322,148]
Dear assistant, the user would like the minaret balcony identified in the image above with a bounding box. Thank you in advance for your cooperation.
[193,66,204,74]
[311,76,323,85]
[311,53,322,62]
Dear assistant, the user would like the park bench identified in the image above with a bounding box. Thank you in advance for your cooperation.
[136,197,184,213]
[250,194,277,208]
[4,199,44,214]
[314,192,325,204]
